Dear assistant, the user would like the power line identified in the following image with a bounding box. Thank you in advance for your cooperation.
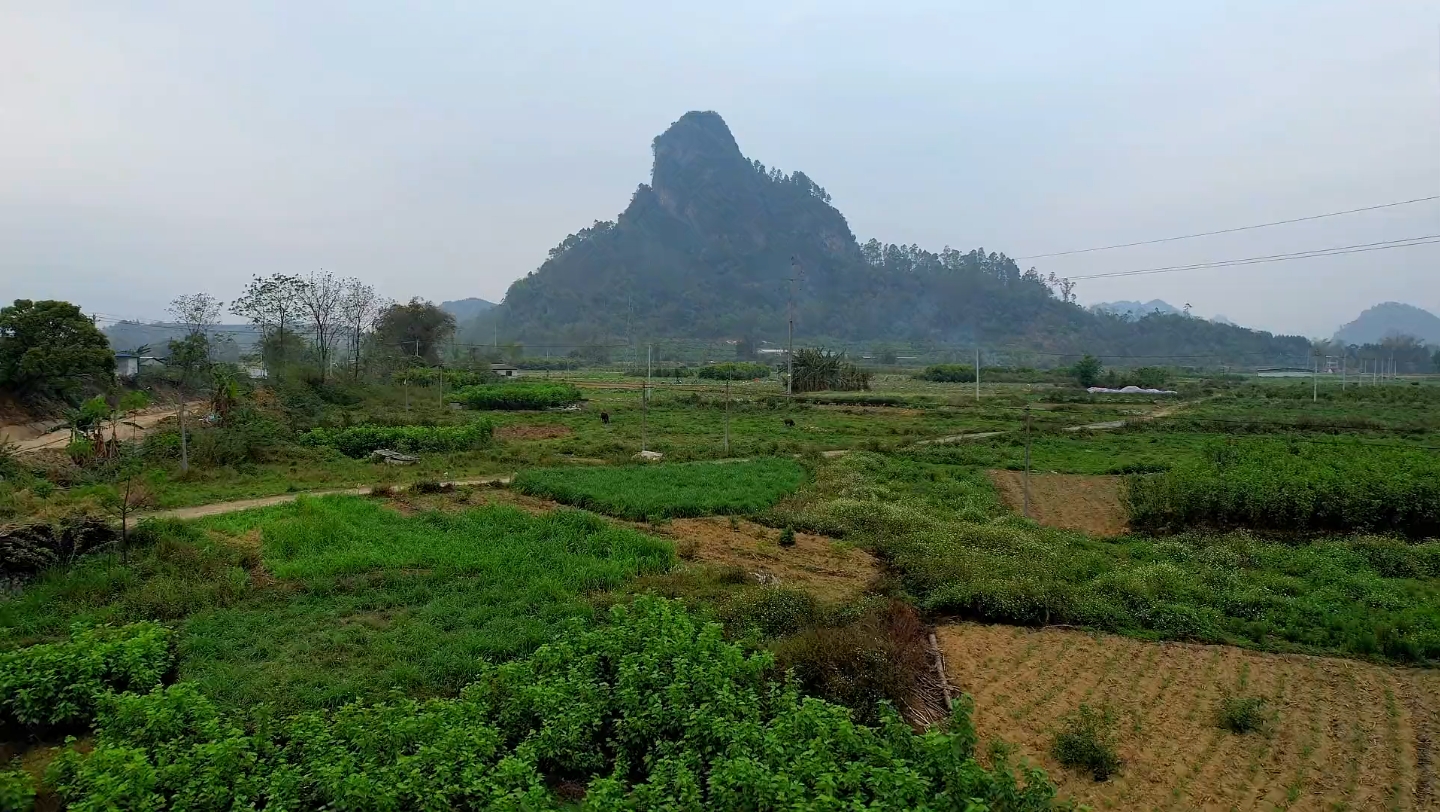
[1064,234,1440,281]
[1016,194,1440,260]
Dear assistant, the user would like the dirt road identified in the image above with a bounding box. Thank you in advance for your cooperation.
[127,475,513,527]
[9,402,205,454]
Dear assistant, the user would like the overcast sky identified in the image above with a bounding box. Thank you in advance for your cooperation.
[3,1,1437,338]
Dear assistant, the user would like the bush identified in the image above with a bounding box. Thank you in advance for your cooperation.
[697,362,772,380]
[392,367,497,388]
[1051,704,1121,781]
[0,622,171,727]
[1218,694,1271,734]
[1124,438,1440,538]
[779,526,796,547]
[297,422,492,457]
[916,364,976,383]
[47,599,1066,811]
[0,768,34,812]
[455,382,582,410]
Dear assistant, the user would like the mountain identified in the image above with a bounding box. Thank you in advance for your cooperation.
[1334,302,1440,346]
[440,298,496,322]
[494,111,1311,364]
[1091,300,1182,319]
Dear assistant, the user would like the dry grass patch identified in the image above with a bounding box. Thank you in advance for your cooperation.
[936,622,1440,811]
[662,517,879,604]
[495,424,573,441]
[987,470,1127,537]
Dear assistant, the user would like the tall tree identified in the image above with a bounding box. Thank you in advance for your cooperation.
[374,298,456,364]
[166,294,220,473]
[0,299,114,402]
[231,274,305,374]
[339,278,380,379]
[296,271,344,380]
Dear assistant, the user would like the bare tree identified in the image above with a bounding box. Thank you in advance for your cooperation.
[167,293,221,474]
[231,274,305,375]
[339,278,380,379]
[297,270,344,380]
[168,293,222,338]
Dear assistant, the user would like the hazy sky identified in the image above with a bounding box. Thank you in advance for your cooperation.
[3,1,1437,338]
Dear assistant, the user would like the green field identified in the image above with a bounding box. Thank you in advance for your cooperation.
[513,458,807,520]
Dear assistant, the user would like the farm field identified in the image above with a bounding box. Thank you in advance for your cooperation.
[5,362,1440,809]
[937,622,1440,811]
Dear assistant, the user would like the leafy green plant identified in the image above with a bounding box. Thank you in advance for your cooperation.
[1124,438,1440,538]
[697,362,771,380]
[454,382,581,410]
[0,766,35,812]
[48,598,1066,810]
[0,622,171,727]
[1051,704,1121,781]
[513,458,806,520]
[1218,694,1272,734]
[915,364,976,383]
[297,421,492,457]
[779,526,796,547]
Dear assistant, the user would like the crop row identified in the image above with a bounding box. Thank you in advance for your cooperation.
[513,458,808,520]
[39,599,1064,811]
[1,622,170,728]
[1124,438,1440,538]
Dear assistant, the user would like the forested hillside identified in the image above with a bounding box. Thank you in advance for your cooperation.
[491,111,1309,363]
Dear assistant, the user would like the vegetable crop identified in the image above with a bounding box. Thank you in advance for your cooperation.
[297,421,492,457]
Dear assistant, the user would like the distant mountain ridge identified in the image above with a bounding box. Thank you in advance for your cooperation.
[440,298,496,322]
[1334,302,1440,346]
[488,110,1311,364]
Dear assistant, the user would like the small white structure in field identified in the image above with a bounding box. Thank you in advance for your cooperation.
[634,450,664,462]
[490,362,520,378]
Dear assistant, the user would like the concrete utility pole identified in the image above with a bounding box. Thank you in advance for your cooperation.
[1022,405,1032,519]
[1313,354,1318,402]
[641,343,651,453]
[723,376,731,456]
[787,257,799,397]
[975,347,981,401]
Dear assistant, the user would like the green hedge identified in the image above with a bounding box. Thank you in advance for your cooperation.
[916,364,976,383]
[698,362,773,380]
[1,623,170,727]
[1124,439,1440,537]
[297,422,492,457]
[455,382,582,410]
[48,599,1063,811]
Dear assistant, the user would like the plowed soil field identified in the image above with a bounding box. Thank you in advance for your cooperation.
[988,471,1128,537]
[937,623,1439,811]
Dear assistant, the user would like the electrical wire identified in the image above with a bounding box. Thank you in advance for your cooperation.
[1064,235,1440,281]
[1016,194,1440,259]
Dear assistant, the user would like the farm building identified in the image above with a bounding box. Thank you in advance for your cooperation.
[491,362,520,378]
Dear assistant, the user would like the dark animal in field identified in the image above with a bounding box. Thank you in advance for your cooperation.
[783,418,795,427]
[600,412,610,424]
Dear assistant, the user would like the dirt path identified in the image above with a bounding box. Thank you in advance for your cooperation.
[988,471,1128,536]
[11,401,205,453]
[937,623,1440,811]
[128,475,513,526]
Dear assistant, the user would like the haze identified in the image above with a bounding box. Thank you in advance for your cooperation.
[3,1,1437,338]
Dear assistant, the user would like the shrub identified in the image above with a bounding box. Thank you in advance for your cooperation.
[697,362,772,380]
[297,422,492,457]
[455,382,581,410]
[1218,694,1271,734]
[0,622,171,727]
[916,364,976,383]
[47,599,1065,811]
[392,367,497,388]
[1124,438,1440,538]
[1051,704,1121,781]
[779,526,796,547]
[0,767,34,812]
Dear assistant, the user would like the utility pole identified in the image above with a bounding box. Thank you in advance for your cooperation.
[642,343,651,453]
[789,256,800,397]
[975,347,981,401]
[723,375,731,456]
[1023,405,1032,519]
[1313,354,1318,402]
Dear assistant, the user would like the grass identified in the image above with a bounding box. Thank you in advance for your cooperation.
[2,496,674,711]
[769,452,1440,663]
[512,458,808,520]
[1218,694,1271,734]
[1051,704,1122,781]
